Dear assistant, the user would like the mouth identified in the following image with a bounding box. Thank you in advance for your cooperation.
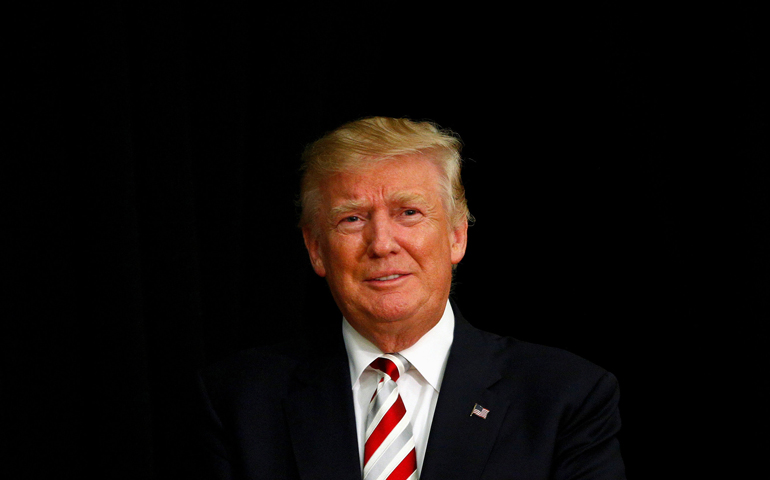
[374,274,403,281]
[367,273,410,282]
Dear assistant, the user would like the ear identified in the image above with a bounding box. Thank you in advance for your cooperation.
[302,226,327,277]
[450,218,468,265]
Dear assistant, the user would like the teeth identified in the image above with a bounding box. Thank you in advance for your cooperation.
[375,274,402,281]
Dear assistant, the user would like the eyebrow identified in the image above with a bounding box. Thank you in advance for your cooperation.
[328,199,368,221]
[390,191,429,207]
[326,192,431,221]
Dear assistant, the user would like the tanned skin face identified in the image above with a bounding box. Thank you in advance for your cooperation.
[303,155,468,353]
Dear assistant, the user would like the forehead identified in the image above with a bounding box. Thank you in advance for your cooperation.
[320,156,443,207]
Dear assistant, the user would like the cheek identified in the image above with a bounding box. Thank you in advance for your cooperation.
[420,235,456,273]
[324,238,363,276]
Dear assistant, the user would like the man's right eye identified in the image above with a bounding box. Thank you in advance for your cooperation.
[343,216,360,223]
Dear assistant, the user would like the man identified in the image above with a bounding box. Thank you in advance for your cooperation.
[194,117,626,479]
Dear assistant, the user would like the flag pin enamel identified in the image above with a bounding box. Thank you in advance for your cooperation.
[470,403,489,419]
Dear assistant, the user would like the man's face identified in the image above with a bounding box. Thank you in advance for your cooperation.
[303,155,468,346]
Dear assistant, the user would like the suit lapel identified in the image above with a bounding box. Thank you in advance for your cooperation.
[283,334,362,480]
[420,304,510,480]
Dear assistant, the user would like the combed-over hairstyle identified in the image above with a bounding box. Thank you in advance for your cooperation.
[299,117,472,235]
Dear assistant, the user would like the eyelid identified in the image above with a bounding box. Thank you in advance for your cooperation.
[334,212,367,227]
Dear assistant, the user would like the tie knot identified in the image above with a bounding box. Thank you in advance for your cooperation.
[369,353,410,381]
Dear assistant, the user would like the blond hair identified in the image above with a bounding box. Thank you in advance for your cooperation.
[299,117,472,234]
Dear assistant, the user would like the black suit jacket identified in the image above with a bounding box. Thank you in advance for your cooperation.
[194,302,626,479]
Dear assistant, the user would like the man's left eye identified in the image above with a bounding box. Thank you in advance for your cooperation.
[403,209,418,216]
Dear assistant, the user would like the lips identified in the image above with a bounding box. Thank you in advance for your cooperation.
[374,274,403,281]
[367,272,410,282]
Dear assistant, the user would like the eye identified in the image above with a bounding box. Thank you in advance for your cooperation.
[335,214,365,233]
[399,208,424,225]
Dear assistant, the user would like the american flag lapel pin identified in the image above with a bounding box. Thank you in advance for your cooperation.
[470,403,490,419]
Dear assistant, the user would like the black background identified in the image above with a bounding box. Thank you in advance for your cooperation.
[6,2,767,478]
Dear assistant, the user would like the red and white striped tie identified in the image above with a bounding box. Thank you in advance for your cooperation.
[363,354,418,480]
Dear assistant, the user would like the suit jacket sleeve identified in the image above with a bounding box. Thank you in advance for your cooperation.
[190,349,307,480]
[551,370,624,480]
[188,340,358,480]
[194,370,235,480]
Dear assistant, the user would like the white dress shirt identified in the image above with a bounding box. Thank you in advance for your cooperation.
[342,300,455,475]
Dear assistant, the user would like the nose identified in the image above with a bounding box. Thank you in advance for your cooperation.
[366,214,401,258]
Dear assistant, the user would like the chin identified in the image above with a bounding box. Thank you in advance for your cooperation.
[369,299,413,322]
[367,292,436,324]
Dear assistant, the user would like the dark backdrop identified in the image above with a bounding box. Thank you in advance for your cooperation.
[7,2,767,479]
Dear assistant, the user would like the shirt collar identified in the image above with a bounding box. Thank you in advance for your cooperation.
[342,300,455,392]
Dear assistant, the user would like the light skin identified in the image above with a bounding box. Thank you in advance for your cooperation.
[303,155,468,353]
